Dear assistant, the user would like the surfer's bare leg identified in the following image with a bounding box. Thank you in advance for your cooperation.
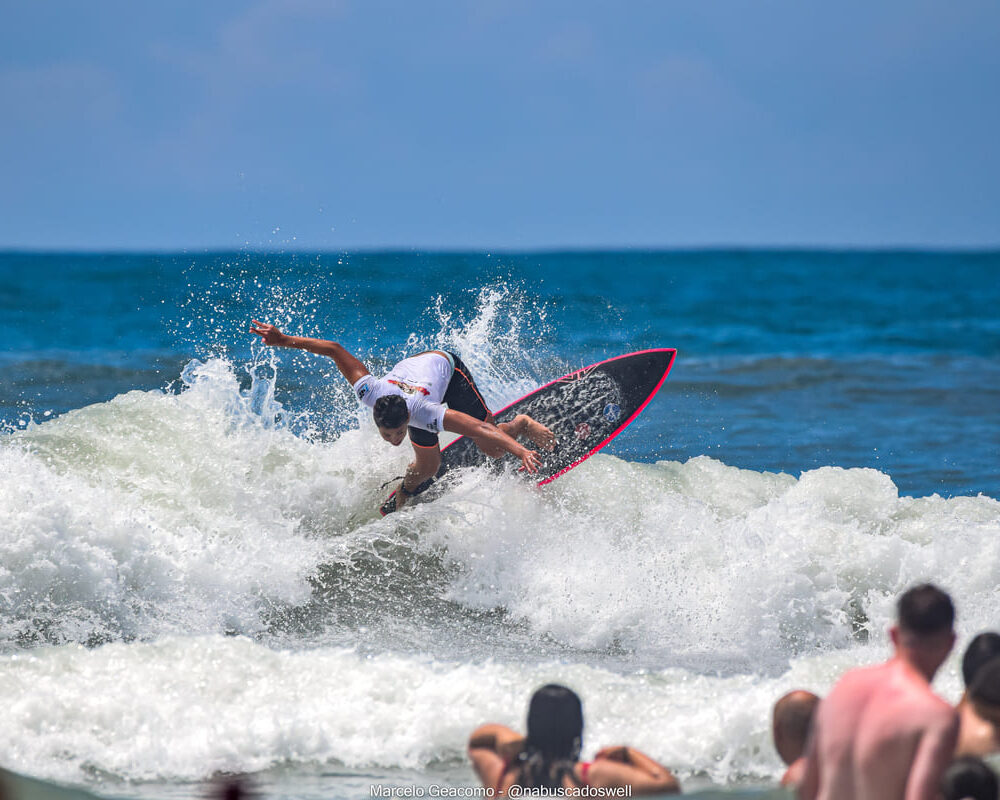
[395,443,441,509]
[474,414,555,458]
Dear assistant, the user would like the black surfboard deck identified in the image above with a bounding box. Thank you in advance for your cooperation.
[380,348,676,515]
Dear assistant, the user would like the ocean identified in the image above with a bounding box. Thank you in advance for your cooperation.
[1,250,998,799]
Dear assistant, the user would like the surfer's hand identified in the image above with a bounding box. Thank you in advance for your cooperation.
[249,320,288,347]
[518,449,542,474]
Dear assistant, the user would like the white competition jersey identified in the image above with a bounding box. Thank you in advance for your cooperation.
[352,351,455,433]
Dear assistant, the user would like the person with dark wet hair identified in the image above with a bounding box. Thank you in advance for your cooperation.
[956,633,1000,758]
[940,756,998,800]
[772,690,820,788]
[962,633,1000,689]
[249,321,554,508]
[799,583,959,800]
[468,684,680,795]
[957,655,1000,758]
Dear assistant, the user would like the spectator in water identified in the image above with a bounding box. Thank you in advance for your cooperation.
[956,633,1000,758]
[468,684,680,796]
[958,657,1000,758]
[798,583,959,800]
[772,690,820,788]
[940,756,998,800]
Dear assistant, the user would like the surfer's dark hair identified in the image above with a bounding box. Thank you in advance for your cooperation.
[897,583,954,636]
[512,684,584,790]
[373,395,408,429]
[962,632,1000,687]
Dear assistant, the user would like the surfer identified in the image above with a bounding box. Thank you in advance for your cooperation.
[249,321,555,508]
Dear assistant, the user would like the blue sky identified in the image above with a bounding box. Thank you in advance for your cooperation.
[1,1,998,250]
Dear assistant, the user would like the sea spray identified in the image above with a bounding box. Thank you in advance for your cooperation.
[0,358,335,647]
[4,251,1000,799]
[0,633,971,787]
[4,352,997,660]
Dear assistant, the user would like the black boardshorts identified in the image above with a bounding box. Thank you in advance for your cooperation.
[408,353,491,448]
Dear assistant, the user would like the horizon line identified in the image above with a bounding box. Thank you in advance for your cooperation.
[2,243,999,257]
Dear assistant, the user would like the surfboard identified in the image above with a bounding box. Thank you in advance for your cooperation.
[380,348,676,515]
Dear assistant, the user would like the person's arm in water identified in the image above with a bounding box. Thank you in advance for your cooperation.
[443,409,542,474]
[249,321,369,385]
[467,724,525,791]
[589,746,680,795]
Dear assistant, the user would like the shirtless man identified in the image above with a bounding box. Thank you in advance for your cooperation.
[772,690,820,788]
[249,321,554,508]
[798,584,959,800]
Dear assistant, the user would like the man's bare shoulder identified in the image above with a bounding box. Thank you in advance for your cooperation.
[893,667,955,717]
[833,662,886,687]
[824,662,887,701]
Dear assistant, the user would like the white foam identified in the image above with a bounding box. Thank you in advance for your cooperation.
[422,456,1000,666]
[3,350,998,788]
[0,635,970,786]
[0,358,404,645]
[402,283,554,410]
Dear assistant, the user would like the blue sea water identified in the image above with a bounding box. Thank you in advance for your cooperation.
[1,250,998,800]
[3,249,998,496]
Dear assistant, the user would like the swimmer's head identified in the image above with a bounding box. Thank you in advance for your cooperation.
[963,632,1000,688]
[525,684,583,761]
[969,658,1000,725]
[891,583,956,676]
[940,756,998,800]
[772,690,820,766]
[374,395,409,446]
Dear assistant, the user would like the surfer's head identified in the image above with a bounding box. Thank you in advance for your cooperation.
[525,684,583,761]
[374,395,409,446]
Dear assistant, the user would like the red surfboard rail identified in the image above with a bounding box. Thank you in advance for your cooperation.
[530,348,676,485]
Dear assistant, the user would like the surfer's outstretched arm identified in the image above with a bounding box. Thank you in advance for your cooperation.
[443,409,542,474]
[249,320,369,385]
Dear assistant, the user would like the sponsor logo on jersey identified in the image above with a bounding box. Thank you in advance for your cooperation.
[575,422,591,440]
[388,379,430,396]
[357,382,371,401]
[603,403,621,422]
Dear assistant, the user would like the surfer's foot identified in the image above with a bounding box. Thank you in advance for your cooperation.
[518,415,556,451]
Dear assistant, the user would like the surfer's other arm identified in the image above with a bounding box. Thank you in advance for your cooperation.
[392,411,541,511]
[249,320,369,384]
[443,410,542,474]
